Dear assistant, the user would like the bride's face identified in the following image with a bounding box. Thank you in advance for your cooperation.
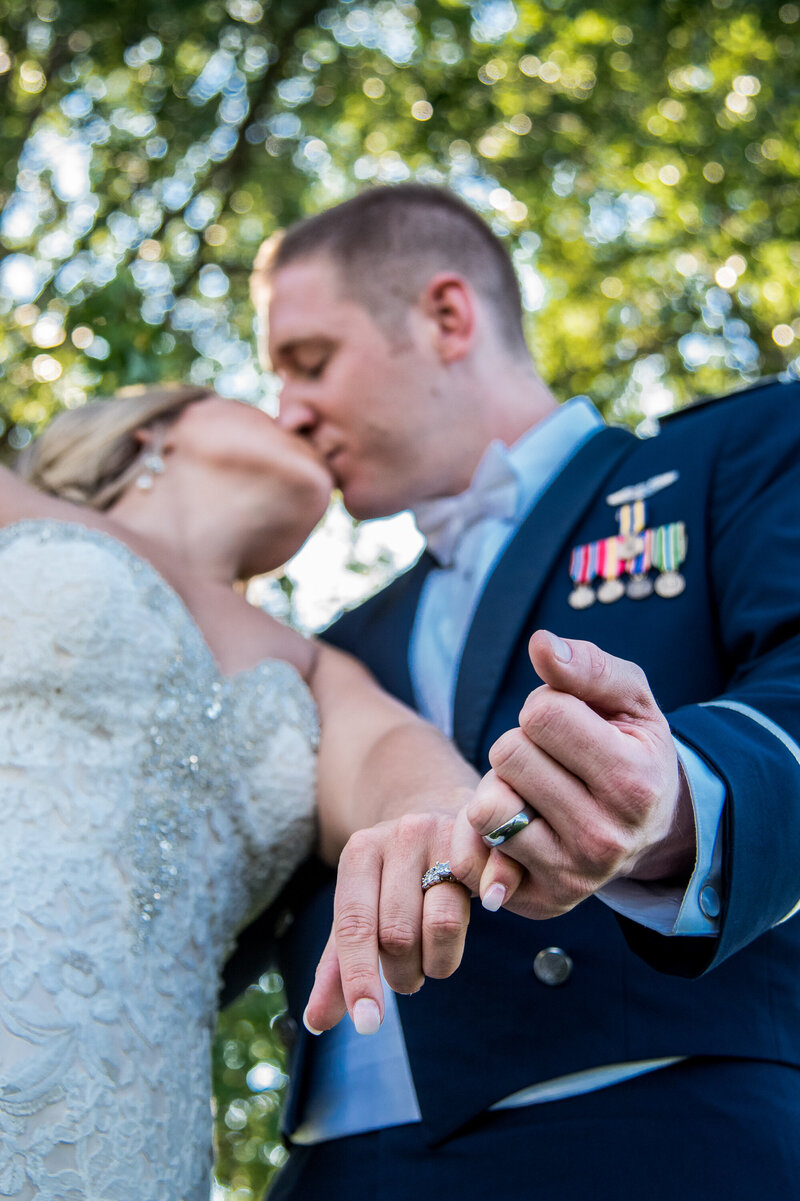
[166,396,333,561]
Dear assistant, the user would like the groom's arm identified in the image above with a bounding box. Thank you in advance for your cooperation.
[452,626,800,977]
[455,390,800,975]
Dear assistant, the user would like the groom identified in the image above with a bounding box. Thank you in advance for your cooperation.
[244,185,800,1198]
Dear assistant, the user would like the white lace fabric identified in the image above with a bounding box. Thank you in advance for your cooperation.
[0,521,318,1201]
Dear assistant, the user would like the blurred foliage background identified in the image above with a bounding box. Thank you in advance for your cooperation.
[1,0,798,1195]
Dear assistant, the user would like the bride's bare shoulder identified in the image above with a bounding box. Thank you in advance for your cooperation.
[247,605,317,682]
[181,584,317,682]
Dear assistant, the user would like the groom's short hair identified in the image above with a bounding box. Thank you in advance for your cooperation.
[252,184,528,356]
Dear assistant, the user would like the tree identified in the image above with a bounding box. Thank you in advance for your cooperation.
[2,0,798,1193]
[2,0,798,461]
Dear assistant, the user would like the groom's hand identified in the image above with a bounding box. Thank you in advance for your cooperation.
[304,807,481,1036]
[450,630,696,920]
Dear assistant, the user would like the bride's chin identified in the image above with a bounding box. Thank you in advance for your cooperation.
[243,513,326,578]
[294,472,333,526]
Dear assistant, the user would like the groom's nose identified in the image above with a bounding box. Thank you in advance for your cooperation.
[277,391,319,438]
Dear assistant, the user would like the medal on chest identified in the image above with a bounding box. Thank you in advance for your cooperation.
[567,541,598,609]
[596,533,625,604]
[653,521,687,597]
[565,471,687,609]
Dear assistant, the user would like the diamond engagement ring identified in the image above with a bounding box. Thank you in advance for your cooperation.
[421,861,462,892]
[483,805,536,848]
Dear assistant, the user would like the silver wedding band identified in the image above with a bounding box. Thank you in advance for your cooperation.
[483,805,536,848]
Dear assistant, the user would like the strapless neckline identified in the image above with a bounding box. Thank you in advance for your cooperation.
[0,518,319,1198]
[0,517,304,687]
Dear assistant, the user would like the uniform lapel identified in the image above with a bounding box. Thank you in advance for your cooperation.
[452,426,637,761]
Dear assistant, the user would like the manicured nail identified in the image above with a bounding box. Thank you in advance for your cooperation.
[302,1006,323,1036]
[544,631,572,663]
[352,998,381,1036]
[482,883,506,912]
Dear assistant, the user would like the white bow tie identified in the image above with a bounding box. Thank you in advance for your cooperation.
[413,441,519,567]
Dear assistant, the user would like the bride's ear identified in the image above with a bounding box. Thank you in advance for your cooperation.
[133,422,173,455]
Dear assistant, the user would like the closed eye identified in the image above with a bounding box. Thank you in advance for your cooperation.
[300,358,328,380]
[275,339,334,382]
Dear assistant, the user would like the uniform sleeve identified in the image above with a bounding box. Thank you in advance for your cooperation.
[622,386,800,974]
[599,735,725,936]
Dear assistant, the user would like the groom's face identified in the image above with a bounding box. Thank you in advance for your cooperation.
[268,255,468,519]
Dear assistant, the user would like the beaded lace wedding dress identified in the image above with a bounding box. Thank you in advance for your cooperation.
[0,521,319,1200]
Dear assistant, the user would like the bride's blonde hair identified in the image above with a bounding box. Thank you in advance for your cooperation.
[17,384,215,510]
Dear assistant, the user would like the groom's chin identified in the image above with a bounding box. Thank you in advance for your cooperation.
[339,485,390,522]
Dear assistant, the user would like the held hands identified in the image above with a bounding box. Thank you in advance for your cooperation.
[451,630,696,920]
[306,631,695,1035]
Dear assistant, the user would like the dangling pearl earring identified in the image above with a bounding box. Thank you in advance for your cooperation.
[135,452,165,492]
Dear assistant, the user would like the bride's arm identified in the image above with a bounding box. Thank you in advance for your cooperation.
[308,640,477,862]
[302,641,520,1034]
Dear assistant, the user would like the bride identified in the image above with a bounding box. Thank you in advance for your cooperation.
[0,384,476,1200]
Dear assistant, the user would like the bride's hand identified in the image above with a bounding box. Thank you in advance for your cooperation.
[303,802,519,1035]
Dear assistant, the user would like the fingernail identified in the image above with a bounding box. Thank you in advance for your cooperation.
[302,1006,323,1036]
[482,883,506,913]
[352,998,381,1036]
[544,631,572,663]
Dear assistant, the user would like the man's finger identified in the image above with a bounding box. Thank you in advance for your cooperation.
[464,768,564,868]
[452,786,593,920]
[450,775,545,902]
[490,693,664,824]
[456,779,590,919]
[470,740,607,867]
[528,629,660,722]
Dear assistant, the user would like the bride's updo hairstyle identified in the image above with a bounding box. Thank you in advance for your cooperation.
[17,384,214,510]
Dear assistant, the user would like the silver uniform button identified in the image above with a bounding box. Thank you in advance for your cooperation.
[533,947,573,986]
[699,884,721,919]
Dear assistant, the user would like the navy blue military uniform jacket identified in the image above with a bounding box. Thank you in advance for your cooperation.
[224,379,800,1146]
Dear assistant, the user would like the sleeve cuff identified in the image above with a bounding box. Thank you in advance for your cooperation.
[596,737,725,936]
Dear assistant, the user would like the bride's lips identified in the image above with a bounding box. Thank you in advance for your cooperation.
[324,446,347,484]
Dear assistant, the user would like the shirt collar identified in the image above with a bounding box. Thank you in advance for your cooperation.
[413,440,517,566]
[506,395,604,515]
[413,396,604,565]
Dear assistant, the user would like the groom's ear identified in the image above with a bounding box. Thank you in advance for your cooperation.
[420,273,476,364]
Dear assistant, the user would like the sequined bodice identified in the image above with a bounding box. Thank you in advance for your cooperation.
[0,521,318,1200]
